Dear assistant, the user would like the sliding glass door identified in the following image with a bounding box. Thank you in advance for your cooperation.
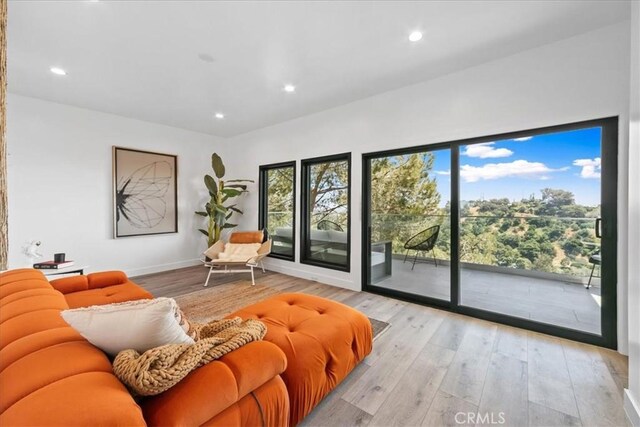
[364,148,452,303]
[363,117,618,348]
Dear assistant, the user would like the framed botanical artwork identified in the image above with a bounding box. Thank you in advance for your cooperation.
[112,147,178,238]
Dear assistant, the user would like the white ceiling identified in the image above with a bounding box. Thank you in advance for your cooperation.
[8,1,630,137]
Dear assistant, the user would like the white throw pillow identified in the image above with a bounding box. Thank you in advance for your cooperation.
[217,243,261,262]
[61,297,195,357]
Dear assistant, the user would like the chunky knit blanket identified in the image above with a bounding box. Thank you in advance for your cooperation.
[113,317,266,396]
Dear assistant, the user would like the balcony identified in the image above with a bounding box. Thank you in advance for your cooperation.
[369,213,602,335]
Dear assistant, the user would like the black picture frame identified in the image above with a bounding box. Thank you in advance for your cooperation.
[112,146,178,238]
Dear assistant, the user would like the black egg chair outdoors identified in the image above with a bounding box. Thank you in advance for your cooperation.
[403,225,441,270]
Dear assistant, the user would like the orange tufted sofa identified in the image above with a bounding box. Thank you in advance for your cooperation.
[231,293,373,425]
[0,269,289,426]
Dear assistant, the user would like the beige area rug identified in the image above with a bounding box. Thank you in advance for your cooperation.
[174,282,390,340]
[174,281,281,323]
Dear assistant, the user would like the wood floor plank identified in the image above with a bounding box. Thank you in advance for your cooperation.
[438,348,491,406]
[477,353,528,427]
[527,331,580,418]
[598,347,629,395]
[493,325,528,362]
[301,398,372,427]
[301,363,372,427]
[342,304,444,415]
[528,402,582,427]
[428,314,468,351]
[421,391,478,427]
[562,340,628,426]
[369,343,455,427]
[456,317,497,358]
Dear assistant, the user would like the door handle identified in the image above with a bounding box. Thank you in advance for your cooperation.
[595,218,602,238]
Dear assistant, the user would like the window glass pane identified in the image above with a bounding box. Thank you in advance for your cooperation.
[368,150,451,301]
[304,158,349,268]
[262,165,295,259]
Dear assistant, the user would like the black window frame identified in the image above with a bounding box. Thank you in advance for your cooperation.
[362,117,618,349]
[258,161,297,262]
[301,153,352,272]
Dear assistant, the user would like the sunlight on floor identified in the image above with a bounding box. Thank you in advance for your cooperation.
[591,293,602,307]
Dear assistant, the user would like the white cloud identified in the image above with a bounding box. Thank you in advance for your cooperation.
[460,160,565,183]
[573,157,601,179]
[463,142,513,158]
[513,136,532,141]
[434,170,451,176]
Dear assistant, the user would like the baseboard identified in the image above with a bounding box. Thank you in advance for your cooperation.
[263,259,359,291]
[625,389,640,427]
[126,258,202,278]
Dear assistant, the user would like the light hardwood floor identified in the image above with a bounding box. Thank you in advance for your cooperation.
[133,266,629,427]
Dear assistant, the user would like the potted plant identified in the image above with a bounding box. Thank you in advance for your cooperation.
[195,153,253,249]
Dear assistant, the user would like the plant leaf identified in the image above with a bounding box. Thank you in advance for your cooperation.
[226,211,233,219]
[222,188,244,197]
[204,175,218,194]
[225,184,247,190]
[222,223,238,229]
[214,211,227,226]
[211,153,226,178]
[228,206,244,214]
[195,211,208,217]
[198,228,209,236]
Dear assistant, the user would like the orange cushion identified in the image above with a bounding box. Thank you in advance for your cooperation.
[0,327,84,373]
[230,293,373,425]
[0,372,145,426]
[200,376,289,427]
[87,271,129,289]
[0,340,112,413]
[64,283,153,308]
[229,230,264,244]
[0,269,146,426]
[142,340,287,426]
[49,275,89,294]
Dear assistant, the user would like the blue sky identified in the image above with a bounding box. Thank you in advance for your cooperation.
[430,127,602,207]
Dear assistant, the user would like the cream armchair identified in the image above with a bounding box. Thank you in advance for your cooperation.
[202,230,271,286]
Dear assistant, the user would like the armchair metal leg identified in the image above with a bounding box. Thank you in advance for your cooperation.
[250,266,255,286]
[204,266,214,287]
[412,251,419,270]
[260,261,265,273]
[587,264,596,289]
[403,250,409,263]
[432,249,438,267]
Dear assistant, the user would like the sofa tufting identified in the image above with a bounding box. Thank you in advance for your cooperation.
[0,269,289,426]
[0,268,372,426]
[230,293,373,425]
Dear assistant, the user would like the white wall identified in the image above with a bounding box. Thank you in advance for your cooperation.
[6,94,230,277]
[625,1,640,424]
[225,23,632,351]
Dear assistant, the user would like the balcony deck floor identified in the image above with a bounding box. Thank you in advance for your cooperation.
[373,259,601,335]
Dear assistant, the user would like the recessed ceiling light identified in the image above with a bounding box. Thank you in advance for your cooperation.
[283,84,296,93]
[408,31,423,42]
[215,113,225,119]
[50,67,67,76]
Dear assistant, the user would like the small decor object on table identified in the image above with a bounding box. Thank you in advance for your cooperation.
[21,239,42,266]
[113,146,178,238]
[34,260,75,269]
